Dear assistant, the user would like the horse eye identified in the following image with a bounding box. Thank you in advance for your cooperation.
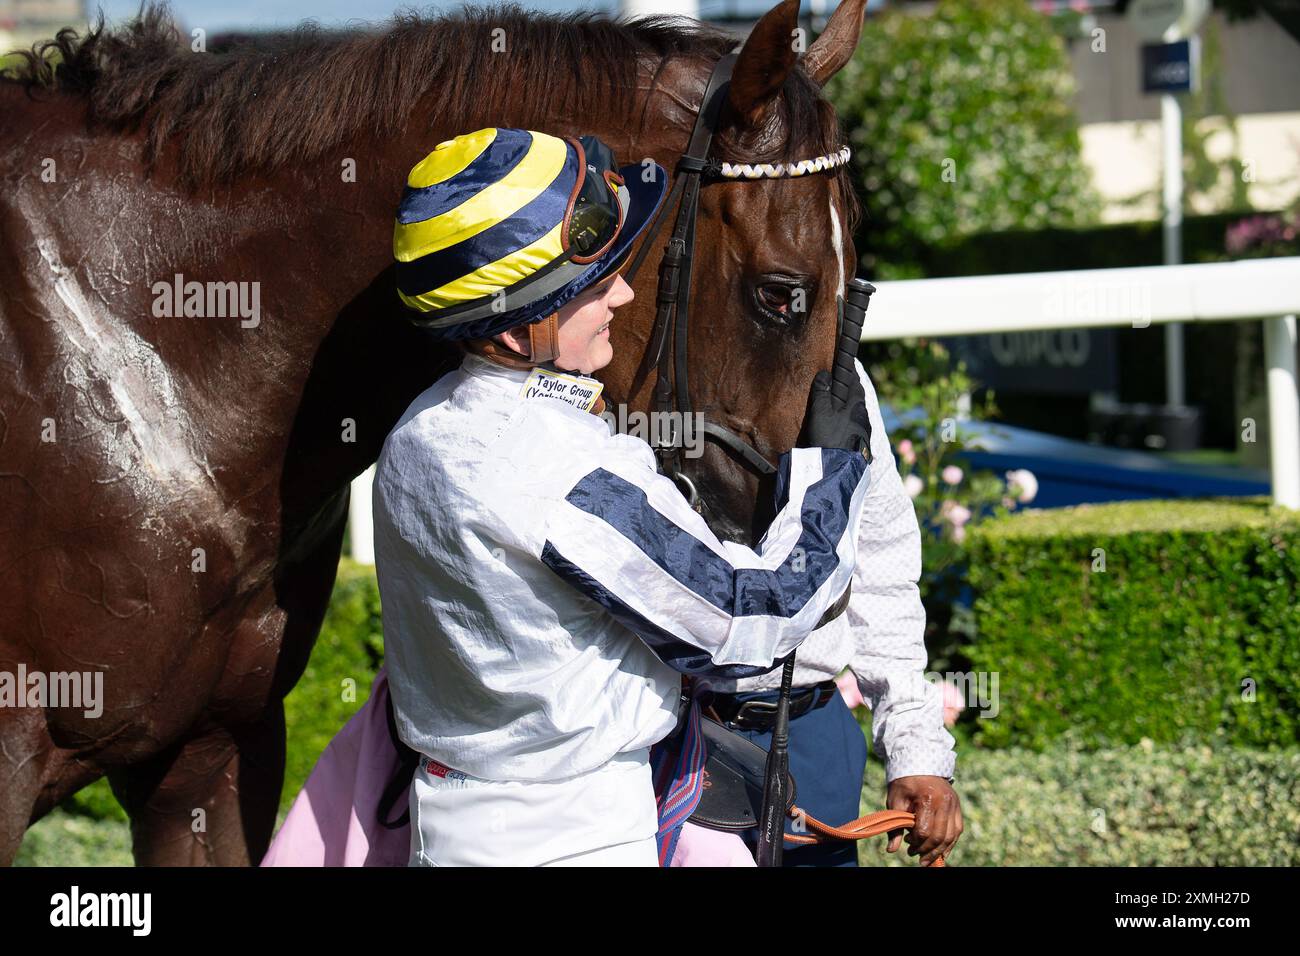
[753,279,811,327]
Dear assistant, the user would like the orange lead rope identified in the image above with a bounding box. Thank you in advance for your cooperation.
[785,807,946,867]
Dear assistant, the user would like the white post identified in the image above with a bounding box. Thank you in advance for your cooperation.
[1263,315,1300,509]
[349,464,376,565]
[1161,93,1186,408]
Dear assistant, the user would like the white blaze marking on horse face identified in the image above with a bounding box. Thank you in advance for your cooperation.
[36,238,238,547]
[828,197,845,294]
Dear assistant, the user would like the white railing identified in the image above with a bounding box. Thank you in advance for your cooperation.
[863,258,1300,510]
[347,257,1300,562]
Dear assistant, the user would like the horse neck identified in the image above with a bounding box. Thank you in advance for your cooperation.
[178,76,684,539]
[265,75,685,482]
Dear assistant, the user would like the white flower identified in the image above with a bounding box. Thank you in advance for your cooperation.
[903,474,924,499]
[1005,468,1039,503]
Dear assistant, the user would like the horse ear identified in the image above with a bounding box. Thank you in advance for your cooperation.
[802,0,869,88]
[727,0,802,131]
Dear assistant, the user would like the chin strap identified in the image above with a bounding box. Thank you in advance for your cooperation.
[459,313,561,371]
[527,312,561,365]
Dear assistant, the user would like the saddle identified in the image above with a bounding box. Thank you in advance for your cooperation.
[673,704,942,864]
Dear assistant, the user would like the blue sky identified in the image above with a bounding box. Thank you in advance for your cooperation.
[90,2,842,35]
[93,2,608,33]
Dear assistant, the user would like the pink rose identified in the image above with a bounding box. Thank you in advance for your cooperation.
[897,439,916,466]
[939,500,971,526]
[942,465,963,485]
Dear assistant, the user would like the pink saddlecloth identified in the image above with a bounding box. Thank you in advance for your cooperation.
[260,668,411,867]
[261,667,754,867]
[670,822,758,867]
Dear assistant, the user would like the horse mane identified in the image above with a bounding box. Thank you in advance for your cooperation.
[4,1,860,229]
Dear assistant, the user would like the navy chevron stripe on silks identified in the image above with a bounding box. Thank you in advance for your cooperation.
[560,447,868,619]
[395,146,580,297]
[396,128,533,225]
[539,543,776,678]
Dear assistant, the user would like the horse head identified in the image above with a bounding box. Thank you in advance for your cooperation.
[603,0,869,546]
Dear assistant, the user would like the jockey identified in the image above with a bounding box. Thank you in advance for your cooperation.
[372,127,873,866]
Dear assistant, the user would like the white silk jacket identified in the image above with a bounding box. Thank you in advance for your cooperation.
[373,353,871,783]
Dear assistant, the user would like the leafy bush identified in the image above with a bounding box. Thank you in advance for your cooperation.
[14,811,133,867]
[859,739,1300,866]
[827,0,1100,279]
[963,496,1300,751]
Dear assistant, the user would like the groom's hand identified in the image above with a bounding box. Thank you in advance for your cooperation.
[885,775,962,866]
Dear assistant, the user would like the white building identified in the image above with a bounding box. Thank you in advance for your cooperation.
[1070,6,1300,221]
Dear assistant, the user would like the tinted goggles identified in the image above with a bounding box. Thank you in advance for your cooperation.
[564,136,626,264]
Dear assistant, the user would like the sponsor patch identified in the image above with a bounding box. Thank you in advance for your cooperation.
[519,367,603,413]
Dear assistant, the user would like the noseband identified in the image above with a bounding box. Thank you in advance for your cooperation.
[623,51,852,509]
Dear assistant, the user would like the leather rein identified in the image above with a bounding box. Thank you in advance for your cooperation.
[623,51,778,507]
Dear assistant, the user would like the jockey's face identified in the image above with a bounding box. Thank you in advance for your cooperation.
[552,272,632,375]
[493,271,632,375]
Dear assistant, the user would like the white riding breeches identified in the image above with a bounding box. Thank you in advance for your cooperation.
[407,747,661,867]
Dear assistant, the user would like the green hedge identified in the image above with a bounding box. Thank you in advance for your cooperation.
[29,555,1298,867]
[32,737,1294,867]
[963,496,1300,751]
[858,741,1300,866]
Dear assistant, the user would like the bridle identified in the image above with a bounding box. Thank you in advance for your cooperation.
[622,50,853,510]
[622,51,899,869]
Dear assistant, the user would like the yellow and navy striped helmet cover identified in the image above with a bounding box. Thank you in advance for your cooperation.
[394,127,628,338]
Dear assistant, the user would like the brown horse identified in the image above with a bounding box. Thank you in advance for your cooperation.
[0,0,867,864]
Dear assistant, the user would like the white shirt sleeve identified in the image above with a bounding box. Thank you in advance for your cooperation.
[846,358,958,784]
[541,432,872,678]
